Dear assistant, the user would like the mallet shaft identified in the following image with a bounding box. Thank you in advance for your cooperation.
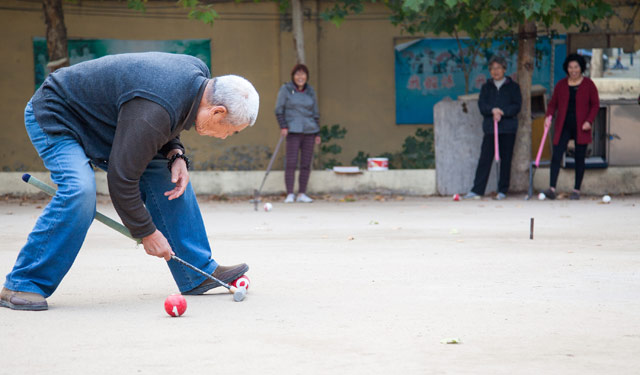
[21,173,238,294]
[251,134,285,211]
[22,174,140,242]
[170,255,234,291]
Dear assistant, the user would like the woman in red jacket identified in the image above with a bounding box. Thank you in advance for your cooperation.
[542,53,600,200]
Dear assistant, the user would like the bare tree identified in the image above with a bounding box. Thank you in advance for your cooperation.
[291,0,306,64]
[512,21,537,191]
[40,0,217,73]
[42,0,68,72]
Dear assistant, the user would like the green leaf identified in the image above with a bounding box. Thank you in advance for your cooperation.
[177,0,219,26]
[402,0,423,13]
[531,1,541,14]
[126,0,147,11]
[179,0,198,7]
[444,0,458,8]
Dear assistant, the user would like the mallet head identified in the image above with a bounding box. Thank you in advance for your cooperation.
[233,287,247,302]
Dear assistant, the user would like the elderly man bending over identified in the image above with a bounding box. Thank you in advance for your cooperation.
[1,52,259,311]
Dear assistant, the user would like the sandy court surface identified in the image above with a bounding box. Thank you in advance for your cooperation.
[0,194,639,374]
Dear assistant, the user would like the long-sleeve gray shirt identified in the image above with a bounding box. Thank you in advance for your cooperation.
[274,82,320,134]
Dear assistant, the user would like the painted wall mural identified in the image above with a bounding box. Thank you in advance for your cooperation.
[395,37,566,124]
[33,38,211,89]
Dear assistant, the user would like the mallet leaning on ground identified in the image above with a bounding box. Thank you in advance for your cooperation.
[22,174,247,302]
[250,133,285,211]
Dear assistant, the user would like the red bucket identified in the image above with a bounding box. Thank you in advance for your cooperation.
[367,158,389,171]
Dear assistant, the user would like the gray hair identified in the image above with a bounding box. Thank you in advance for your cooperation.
[488,56,507,70]
[207,75,259,127]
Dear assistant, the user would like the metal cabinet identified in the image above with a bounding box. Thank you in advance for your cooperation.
[607,104,640,166]
[564,100,639,168]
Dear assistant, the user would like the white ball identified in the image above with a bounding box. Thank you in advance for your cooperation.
[263,202,273,211]
[602,195,611,203]
[538,192,546,201]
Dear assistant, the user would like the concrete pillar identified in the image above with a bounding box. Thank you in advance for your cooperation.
[434,96,498,196]
[590,49,604,78]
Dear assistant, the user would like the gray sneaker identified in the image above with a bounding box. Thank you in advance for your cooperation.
[296,193,313,203]
[463,192,481,200]
[0,287,48,311]
[494,192,507,200]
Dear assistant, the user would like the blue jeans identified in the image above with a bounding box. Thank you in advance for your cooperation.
[4,101,217,297]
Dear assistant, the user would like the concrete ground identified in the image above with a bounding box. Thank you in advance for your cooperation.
[0,194,639,375]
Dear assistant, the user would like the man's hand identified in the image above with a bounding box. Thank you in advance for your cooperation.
[315,135,321,145]
[280,128,288,137]
[165,150,189,201]
[582,121,592,132]
[142,230,174,261]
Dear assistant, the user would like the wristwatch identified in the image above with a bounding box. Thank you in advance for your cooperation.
[167,153,190,171]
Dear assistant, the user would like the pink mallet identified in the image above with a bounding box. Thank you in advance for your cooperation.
[535,116,552,167]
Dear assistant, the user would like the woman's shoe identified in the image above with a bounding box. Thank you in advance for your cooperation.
[284,193,295,203]
[569,191,580,200]
[494,192,507,200]
[542,188,557,200]
[296,193,313,203]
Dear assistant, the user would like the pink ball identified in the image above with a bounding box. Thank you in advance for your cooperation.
[230,275,250,290]
[164,294,187,317]
[453,194,460,201]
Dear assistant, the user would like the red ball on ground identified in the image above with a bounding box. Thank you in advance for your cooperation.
[164,294,187,317]
[453,194,460,201]
[230,275,250,290]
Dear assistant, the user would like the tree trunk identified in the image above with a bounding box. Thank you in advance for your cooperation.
[453,32,470,94]
[463,70,469,94]
[512,20,536,192]
[42,0,69,72]
[590,48,604,78]
[291,0,306,64]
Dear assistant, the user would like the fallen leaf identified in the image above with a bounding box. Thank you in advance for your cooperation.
[440,338,462,344]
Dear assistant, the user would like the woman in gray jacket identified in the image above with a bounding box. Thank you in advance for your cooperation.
[275,64,321,203]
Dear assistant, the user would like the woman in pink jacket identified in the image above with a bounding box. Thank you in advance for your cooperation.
[543,53,600,200]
